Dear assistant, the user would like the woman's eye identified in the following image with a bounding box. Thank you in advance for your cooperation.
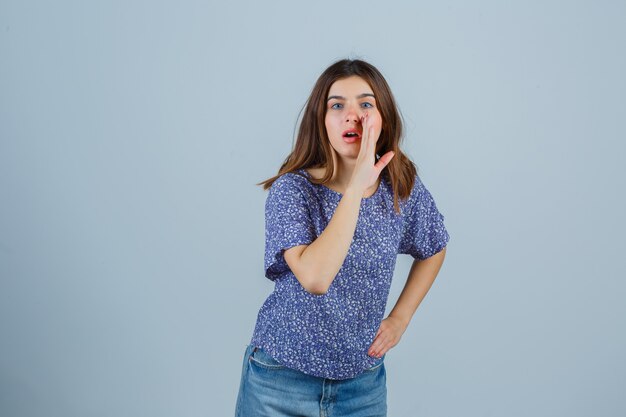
[330,102,373,109]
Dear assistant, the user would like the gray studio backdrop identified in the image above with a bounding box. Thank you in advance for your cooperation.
[1,1,624,416]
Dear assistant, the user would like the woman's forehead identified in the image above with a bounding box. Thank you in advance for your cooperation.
[328,76,374,97]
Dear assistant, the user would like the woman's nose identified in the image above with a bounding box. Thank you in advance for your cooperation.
[345,108,363,123]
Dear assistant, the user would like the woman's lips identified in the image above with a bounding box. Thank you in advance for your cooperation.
[342,128,361,143]
[342,130,361,144]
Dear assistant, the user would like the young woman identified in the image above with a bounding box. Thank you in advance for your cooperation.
[235,58,450,417]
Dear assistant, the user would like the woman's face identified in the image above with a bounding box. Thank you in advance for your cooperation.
[324,76,383,161]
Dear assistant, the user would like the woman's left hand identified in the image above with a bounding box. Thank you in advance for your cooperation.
[368,316,408,358]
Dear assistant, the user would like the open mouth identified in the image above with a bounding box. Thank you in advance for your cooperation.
[342,130,361,143]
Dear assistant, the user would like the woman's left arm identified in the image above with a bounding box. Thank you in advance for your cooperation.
[368,247,447,358]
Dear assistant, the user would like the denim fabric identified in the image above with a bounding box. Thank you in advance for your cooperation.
[235,344,387,417]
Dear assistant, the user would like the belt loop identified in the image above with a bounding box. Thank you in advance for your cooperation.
[253,346,258,353]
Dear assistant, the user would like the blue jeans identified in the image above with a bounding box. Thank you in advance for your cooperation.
[235,344,387,417]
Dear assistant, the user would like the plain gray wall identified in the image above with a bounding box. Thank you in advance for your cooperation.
[1,1,624,416]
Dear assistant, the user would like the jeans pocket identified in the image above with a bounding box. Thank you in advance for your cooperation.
[365,357,385,372]
[248,346,287,370]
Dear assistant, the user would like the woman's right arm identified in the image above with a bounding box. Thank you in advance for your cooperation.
[283,112,395,295]
[284,185,364,295]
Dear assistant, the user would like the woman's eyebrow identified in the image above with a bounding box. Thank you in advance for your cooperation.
[327,93,375,102]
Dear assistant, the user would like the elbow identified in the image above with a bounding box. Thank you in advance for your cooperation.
[286,246,330,295]
[305,283,329,296]
[299,272,329,296]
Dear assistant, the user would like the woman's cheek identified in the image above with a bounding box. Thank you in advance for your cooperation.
[374,118,383,134]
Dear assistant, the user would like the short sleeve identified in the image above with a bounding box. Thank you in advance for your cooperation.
[264,174,316,281]
[398,175,450,260]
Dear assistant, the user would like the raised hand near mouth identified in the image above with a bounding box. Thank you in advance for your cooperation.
[348,112,395,196]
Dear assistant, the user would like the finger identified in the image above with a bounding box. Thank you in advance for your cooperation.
[374,150,395,171]
[368,344,382,357]
[370,331,382,348]
[362,114,370,152]
[368,329,382,354]
[368,338,379,355]
[370,343,387,357]
[358,114,369,158]
[367,125,376,160]
[374,339,392,357]
[369,336,386,355]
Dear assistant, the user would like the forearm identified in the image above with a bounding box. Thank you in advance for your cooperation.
[389,248,446,328]
[299,186,363,294]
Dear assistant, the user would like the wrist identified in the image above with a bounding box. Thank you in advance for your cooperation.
[388,314,410,330]
[344,185,365,199]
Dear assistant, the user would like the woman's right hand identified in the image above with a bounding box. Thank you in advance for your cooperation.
[349,112,395,193]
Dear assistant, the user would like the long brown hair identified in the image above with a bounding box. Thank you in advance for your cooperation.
[257,58,419,214]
